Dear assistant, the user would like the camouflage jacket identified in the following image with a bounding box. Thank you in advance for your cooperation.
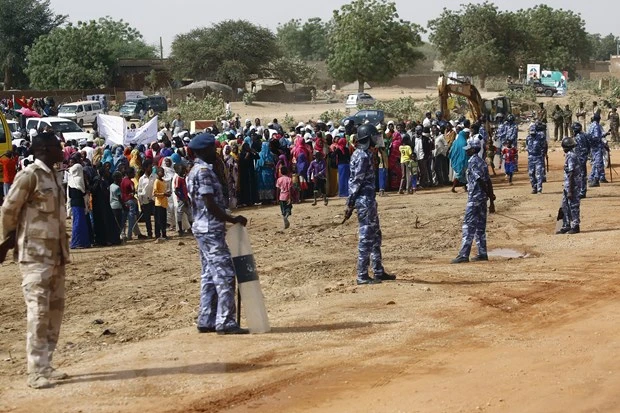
[1,159,70,265]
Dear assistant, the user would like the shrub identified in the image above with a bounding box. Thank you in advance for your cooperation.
[242,92,256,105]
[319,109,349,123]
[162,93,226,123]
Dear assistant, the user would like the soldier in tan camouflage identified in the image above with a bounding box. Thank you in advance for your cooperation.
[608,107,619,142]
[0,132,69,389]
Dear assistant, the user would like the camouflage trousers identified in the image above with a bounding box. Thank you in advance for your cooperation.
[589,149,606,182]
[578,159,588,197]
[20,262,65,375]
[195,231,238,331]
[457,201,488,258]
[528,155,545,192]
[355,196,384,281]
[561,190,580,229]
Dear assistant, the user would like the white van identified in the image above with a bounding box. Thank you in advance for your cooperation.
[57,100,103,127]
[26,117,93,142]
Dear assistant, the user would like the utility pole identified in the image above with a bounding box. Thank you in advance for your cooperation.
[160,37,164,60]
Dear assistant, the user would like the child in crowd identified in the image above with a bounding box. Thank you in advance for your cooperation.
[502,141,517,185]
[109,171,124,242]
[153,166,171,239]
[173,163,192,236]
[410,152,419,193]
[307,152,328,206]
[399,135,413,194]
[276,166,293,229]
[486,142,497,176]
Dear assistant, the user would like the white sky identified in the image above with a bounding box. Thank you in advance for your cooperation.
[50,0,620,56]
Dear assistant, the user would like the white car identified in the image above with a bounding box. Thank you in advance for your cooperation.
[7,120,22,140]
[26,117,93,142]
[57,100,103,127]
[345,93,376,108]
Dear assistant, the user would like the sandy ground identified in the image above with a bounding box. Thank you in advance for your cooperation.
[1,89,620,412]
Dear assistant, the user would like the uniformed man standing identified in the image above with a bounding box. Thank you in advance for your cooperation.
[0,132,69,389]
[587,114,608,187]
[452,137,496,264]
[562,104,573,137]
[572,122,590,199]
[344,124,396,285]
[552,105,564,141]
[557,136,582,235]
[608,107,619,142]
[526,124,547,194]
[187,133,249,335]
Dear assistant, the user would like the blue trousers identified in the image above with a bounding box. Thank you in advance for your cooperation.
[355,196,384,281]
[528,155,545,191]
[561,190,580,229]
[458,201,488,258]
[195,231,238,331]
[338,164,350,197]
[589,149,606,182]
[70,206,91,249]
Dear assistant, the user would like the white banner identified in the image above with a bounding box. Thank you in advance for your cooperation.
[527,64,541,81]
[125,91,145,100]
[126,116,158,146]
[97,114,125,146]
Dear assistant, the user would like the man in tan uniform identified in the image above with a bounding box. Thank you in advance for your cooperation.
[1,131,69,389]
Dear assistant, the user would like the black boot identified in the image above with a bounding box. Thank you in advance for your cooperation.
[312,190,318,206]
[177,221,184,237]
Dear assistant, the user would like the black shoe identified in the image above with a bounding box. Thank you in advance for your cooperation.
[579,194,586,199]
[451,256,469,264]
[376,272,396,281]
[471,254,489,262]
[567,226,580,234]
[357,278,382,285]
[601,179,609,183]
[531,189,537,194]
[137,234,147,240]
[589,181,600,187]
[197,326,216,333]
[216,326,250,335]
[556,227,570,234]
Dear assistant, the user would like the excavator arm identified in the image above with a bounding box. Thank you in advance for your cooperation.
[437,74,484,122]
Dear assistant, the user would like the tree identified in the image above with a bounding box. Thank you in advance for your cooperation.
[261,57,317,85]
[428,3,517,88]
[25,17,157,89]
[589,33,620,61]
[277,18,329,60]
[327,0,424,92]
[170,20,280,86]
[0,0,65,89]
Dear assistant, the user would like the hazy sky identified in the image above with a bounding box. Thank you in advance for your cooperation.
[51,0,619,56]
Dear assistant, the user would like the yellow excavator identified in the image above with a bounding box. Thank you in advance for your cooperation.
[437,74,512,123]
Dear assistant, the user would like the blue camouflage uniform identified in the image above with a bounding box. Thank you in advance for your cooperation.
[588,122,606,184]
[561,150,582,230]
[457,154,490,258]
[526,130,546,192]
[495,122,507,166]
[187,158,238,332]
[347,147,384,282]
[574,131,590,197]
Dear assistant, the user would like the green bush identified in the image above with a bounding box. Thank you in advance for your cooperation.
[504,88,537,104]
[242,92,256,105]
[162,93,226,123]
[319,109,349,123]
[282,113,296,130]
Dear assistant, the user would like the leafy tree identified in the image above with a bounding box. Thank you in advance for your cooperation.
[428,3,518,87]
[25,17,157,89]
[170,20,280,86]
[0,0,65,89]
[261,57,317,85]
[277,18,329,60]
[327,0,424,92]
[589,33,619,61]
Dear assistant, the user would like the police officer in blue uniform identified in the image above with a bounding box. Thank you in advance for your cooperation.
[187,133,249,334]
[452,137,496,264]
[572,122,590,199]
[588,114,609,187]
[344,124,396,285]
[526,124,547,194]
[557,136,582,234]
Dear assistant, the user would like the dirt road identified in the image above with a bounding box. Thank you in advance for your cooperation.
[1,92,620,412]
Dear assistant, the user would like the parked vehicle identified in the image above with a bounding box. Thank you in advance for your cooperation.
[26,117,92,142]
[0,112,13,182]
[340,109,385,126]
[508,80,557,97]
[345,93,376,108]
[57,100,103,127]
[119,95,168,121]
[7,120,21,140]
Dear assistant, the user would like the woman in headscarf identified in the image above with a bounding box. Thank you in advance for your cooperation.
[90,162,120,246]
[335,137,351,197]
[162,157,176,230]
[223,144,239,209]
[129,149,141,173]
[388,128,403,190]
[123,146,132,162]
[67,155,91,248]
[92,146,104,166]
[325,133,339,197]
[449,128,469,193]
[238,141,259,207]
[102,148,113,166]
[255,141,276,203]
[291,135,310,199]
[111,145,127,173]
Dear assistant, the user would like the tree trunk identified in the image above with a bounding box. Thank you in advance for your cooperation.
[357,77,365,93]
[3,65,11,91]
[479,74,487,90]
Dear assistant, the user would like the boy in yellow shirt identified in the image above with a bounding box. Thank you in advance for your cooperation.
[152,166,171,239]
[399,135,414,194]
